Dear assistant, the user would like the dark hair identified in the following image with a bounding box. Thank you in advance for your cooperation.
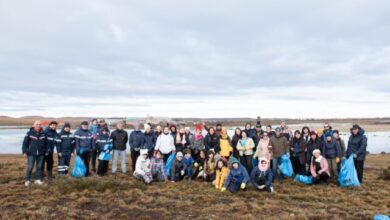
[208,127,215,134]
[333,130,340,135]
[301,126,310,135]
[266,125,272,129]
[184,149,191,155]
[241,130,248,137]
[232,128,242,143]
[49,121,58,126]
[294,130,301,135]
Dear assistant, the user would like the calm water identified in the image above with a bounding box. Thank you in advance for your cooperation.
[1,127,389,154]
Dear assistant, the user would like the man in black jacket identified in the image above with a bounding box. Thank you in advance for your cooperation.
[129,123,145,172]
[110,122,128,174]
[43,121,60,180]
[57,122,75,175]
[346,124,368,183]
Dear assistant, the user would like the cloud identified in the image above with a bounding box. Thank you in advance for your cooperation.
[0,0,389,118]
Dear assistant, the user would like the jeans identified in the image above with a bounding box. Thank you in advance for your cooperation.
[272,156,284,180]
[25,155,44,181]
[354,159,365,183]
[112,150,127,174]
[58,154,72,175]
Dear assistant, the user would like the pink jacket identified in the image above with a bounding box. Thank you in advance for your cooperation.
[310,157,330,178]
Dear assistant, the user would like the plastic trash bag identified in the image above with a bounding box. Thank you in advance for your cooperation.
[294,174,313,185]
[338,155,360,187]
[279,154,293,177]
[165,153,175,177]
[98,144,113,161]
[252,158,259,168]
[374,215,390,220]
[71,155,87,178]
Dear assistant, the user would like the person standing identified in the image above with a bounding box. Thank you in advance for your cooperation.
[289,130,307,175]
[280,120,293,141]
[253,120,264,147]
[346,124,368,183]
[74,121,94,176]
[143,123,157,158]
[301,126,311,144]
[322,133,341,179]
[236,131,255,174]
[43,121,60,180]
[154,126,176,162]
[306,130,322,174]
[231,128,242,158]
[204,127,220,152]
[129,123,145,172]
[95,127,113,176]
[110,122,128,174]
[57,122,75,176]
[268,128,289,180]
[22,121,47,186]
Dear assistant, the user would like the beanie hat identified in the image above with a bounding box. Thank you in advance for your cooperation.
[63,122,71,128]
[144,123,151,130]
[81,121,89,126]
[310,130,317,136]
[195,124,202,132]
[313,149,321,156]
[176,152,183,158]
[256,121,262,128]
[140,149,148,155]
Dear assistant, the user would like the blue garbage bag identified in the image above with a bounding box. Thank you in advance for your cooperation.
[294,174,313,185]
[165,153,175,177]
[71,155,87,178]
[279,154,293,177]
[98,144,113,161]
[338,155,360,187]
[374,215,390,220]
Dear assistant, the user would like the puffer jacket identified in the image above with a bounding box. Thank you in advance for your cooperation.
[110,129,128,151]
[74,128,93,153]
[22,128,47,156]
[143,131,157,152]
[322,139,341,159]
[135,156,151,175]
[224,163,249,187]
[236,138,255,156]
[44,127,60,153]
[57,129,75,155]
[204,133,220,152]
[346,128,368,161]
[129,130,145,152]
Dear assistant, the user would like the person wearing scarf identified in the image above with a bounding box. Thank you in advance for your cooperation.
[251,157,273,193]
[190,125,205,160]
[219,127,233,159]
[310,149,330,184]
[253,132,271,161]
[236,131,255,174]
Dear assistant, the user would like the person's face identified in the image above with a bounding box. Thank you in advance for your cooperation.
[64,127,71,132]
[117,123,123,130]
[177,156,183,161]
[310,134,317,140]
[185,127,190,133]
[82,124,88,130]
[314,152,320,158]
[49,124,57,130]
[99,122,105,127]
[317,131,323,137]
[242,132,247,138]
[276,130,281,136]
[263,134,268,140]
[208,153,214,159]
[245,124,251,130]
[281,121,286,127]
[33,121,42,130]
[324,124,330,130]
[326,136,332,141]
[216,125,221,130]
[102,130,107,135]
[333,133,339,139]
[142,154,148,159]
[185,153,191,159]
[256,127,261,132]
[261,161,267,166]
[303,128,309,134]
[209,128,215,135]
[295,133,301,139]
[217,161,223,168]
[171,127,176,133]
[179,128,185,134]
[156,126,162,132]
[235,129,241,135]
[200,151,205,159]
[352,129,359,135]
[92,120,98,125]
[232,163,239,169]
[164,127,170,134]
[266,127,271,132]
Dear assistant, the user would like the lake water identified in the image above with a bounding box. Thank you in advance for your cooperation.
[1,127,389,154]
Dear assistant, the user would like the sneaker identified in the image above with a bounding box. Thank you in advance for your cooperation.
[34,180,43,185]
[24,181,30,187]
[270,187,274,193]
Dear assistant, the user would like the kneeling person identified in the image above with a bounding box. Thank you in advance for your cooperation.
[222,157,249,193]
[311,149,330,184]
[170,152,185,182]
[150,151,167,181]
[133,149,152,184]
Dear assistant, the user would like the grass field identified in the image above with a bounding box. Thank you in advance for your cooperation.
[0,154,389,219]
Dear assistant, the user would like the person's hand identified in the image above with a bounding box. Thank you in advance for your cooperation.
[240,183,246,189]
[180,170,185,176]
[23,153,27,157]
[215,185,219,189]
[194,162,199,167]
[290,148,294,151]
[58,153,62,157]
[268,146,272,150]
[106,150,110,153]
[221,187,226,192]
[318,170,322,174]
[258,185,265,189]
[199,166,203,170]
[335,157,340,164]
[171,181,175,183]
[45,153,49,156]
[71,153,74,156]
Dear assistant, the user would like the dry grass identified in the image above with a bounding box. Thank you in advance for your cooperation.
[0,154,389,220]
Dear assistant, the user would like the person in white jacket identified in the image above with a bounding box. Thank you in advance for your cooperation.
[154,126,176,162]
[133,149,152,184]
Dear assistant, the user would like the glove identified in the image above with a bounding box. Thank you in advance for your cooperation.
[194,162,198,167]
[215,185,219,189]
[180,170,185,176]
[335,157,340,164]
[199,166,203,170]
[240,183,246,190]
[221,187,226,192]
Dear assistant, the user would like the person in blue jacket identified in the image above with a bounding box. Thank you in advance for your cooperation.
[170,152,185,182]
[95,127,113,176]
[43,121,60,180]
[129,123,145,172]
[346,124,368,183]
[22,121,47,186]
[74,121,94,176]
[251,157,274,193]
[322,133,341,179]
[57,122,75,176]
[222,157,249,193]
[182,149,194,180]
[143,123,157,158]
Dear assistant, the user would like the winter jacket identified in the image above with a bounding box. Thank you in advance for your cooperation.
[22,128,47,156]
[204,158,216,175]
[236,138,255,156]
[231,135,241,158]
[150,157,166,180]
[175,133,188,152]
[204,133,220,152]
[253,139,271,161]
[135,156,151,175]
[253,130,264,147]
[143,131,157,152]
[215,166,230,189]
[346,128,368,161]
[306,138,322,164]
[224,163,249,187]
[268,135,289,158]
[57,129,75,155]
[183,156,194,170]
[44,127,60,153]
[155,133,175,154]
[170,158,185,180]
[310,156,330,177]
[244,128,256,139]
[290,138,307,164]
[335,138,346,158]
[74,128,93,154]
[110,129,128,151]
[190,135,205,156]
[251,166,273,188]
[94,132,112,152]
[322,139,341,159]
[129,130,145,152]
[219,137,233,157]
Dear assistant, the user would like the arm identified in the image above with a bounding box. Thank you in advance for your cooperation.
[250,168,259,189]
[22,133,29,154]
[224,172,232,188]
[154,136,161,151]
[335,141,341,158]
[247,139,255,150]
[319,158,329,174]
[356,137,368,158]
[265,169,273,188]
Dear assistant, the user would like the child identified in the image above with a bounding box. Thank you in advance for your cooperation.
[170,152,185,182]
[133,149,152,184]
[193,150,206,179]
[150,150,167,182]
[251,157,273,193]
[182,149,194,180]
[214,158,230,189]
[95,127,113,176]
[57,122,75,176]
[219,127,233,160]
[222,157,249,193]
[311,149,330,184]
[190,125,205,160]
[203,150,216,182]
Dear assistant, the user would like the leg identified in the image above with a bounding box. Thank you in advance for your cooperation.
[64,155,71,175]
[35,155,44,180]
[120,150,127,173]
[58,156,66,175]
[131,150,139,173]
[82,152,91,176]
[91,149,97,172]
[246,155,253,174]
[229,181,241,193]
[25,155,35,181]
[47,153,54,179]
[272,157,278,180]
[354,159,364,183]
[97,160,104,176]
[112,150,119,174]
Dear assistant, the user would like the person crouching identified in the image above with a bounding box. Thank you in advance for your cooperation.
[182,149,194,181]
[221,157,249,193]
[251,157,274,193]
[150,150,167,182]
[214,157,230,190]
[170,152,185,182]
[310,149,330,184]
[133,149,152,184]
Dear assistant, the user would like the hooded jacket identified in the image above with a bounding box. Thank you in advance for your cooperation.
[57,129,75,155]
[44,127,60,153]
[219,136,233,157]
[346,128,368,161]
[110,129,128,151]
[22,128,47,156]
[74,128,93,153]
[135,155,151,175]
[224,162,249,188]
[322,138,341,159]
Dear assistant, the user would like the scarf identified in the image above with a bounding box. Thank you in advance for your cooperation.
[195,134,203,141]
[240,138,248,147]
[258,157,269,172]
[315,156,323,163]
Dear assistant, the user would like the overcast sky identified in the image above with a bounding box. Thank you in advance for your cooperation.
[0,0,389,118]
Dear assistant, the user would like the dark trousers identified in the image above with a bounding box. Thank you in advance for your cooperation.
[354,159,365,183]
[313,172,330,184]
[91,149,98,172]
[58,154,71,175]
[254,176,272,193]
[162,153,171,163]
[80,151,91,176]
[227,179,247,193]
[291,156,306,175]
[42,152,54,176]
[240,155,253,174]
[97,160,109,176]
[131,150,140,172]
[25,155,44,181]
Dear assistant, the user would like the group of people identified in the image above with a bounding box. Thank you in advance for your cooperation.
[22,119,368,193]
